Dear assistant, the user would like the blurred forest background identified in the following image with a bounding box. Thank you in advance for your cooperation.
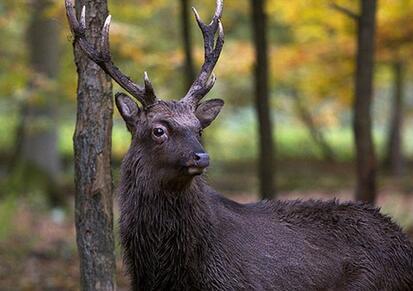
[1,0,413,289]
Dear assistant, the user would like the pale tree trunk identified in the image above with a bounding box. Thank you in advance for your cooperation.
[384,61,404,176]
[72,0,116,289]
[180,0,195,91]
[20,0,62,205]
[353,0,377,203]
[251,0,276,199]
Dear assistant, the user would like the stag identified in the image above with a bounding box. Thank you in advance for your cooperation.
[65,0,413,290]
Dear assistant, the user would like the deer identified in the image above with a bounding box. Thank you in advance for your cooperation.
[65,0,413,290]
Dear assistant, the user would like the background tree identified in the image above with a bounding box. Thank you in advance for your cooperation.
[180,0,196,92]
[250,0,275,199]
[375,0,413,176]
[68,0,116,289]
[384,60,404,175]
[13,0,62,205]
[353,0,378,203]
[331,0,378,203]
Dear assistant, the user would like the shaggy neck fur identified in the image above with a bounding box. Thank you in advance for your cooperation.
[118,148,218,290]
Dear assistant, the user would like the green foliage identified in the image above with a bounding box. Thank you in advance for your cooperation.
[0,101,18,152]
[0,196,17,239]
[0,0,29,97]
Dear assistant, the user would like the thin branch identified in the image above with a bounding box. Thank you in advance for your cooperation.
[329,2,359,20]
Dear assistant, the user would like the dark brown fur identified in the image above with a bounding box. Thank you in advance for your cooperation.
[117,99,413,291]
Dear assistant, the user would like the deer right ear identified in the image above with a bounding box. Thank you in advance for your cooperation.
[115,93,141,131]
[195,99,224,128]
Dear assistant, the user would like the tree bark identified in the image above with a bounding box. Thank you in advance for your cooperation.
[251,0,275,199]
[180,0,196,91]
[353,0,377,203]
[72,0,116,289]
[291,91,335,162]
[19,0,62,205]
[384,61,404,176]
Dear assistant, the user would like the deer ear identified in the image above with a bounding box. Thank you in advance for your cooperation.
[115,93,141,131]
[195,99,224,128]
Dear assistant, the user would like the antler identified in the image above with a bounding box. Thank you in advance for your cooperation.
[181,0,224,108]
[64,0,157,108]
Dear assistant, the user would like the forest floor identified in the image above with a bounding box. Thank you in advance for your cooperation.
[0,190,413,290]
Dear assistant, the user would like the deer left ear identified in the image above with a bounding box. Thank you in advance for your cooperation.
[195,99,224,128]
[115,92,141,132]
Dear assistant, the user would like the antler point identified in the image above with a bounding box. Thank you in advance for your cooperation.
[218,20,224,36]
[104,15,112,27]
[80,6,86,28]
[192,7,202,22]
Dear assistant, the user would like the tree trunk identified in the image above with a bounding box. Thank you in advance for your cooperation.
[384,61,404,176]
[353,0,377,203]
[251,0,275,199]
[291,91,335,162]
[20,0,62,205]
[72,0,116,289]
[180,0,196,91]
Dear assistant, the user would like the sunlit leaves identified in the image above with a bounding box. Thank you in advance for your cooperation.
[377,0,413,61]
[266,0,356,125]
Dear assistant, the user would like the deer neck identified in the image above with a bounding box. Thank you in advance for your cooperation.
[120,171,214,232]
[119,160,217,285]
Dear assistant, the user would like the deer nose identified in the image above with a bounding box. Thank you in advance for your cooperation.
[194,152,209,168]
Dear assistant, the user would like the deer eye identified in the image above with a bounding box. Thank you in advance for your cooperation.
[153,127,165,137]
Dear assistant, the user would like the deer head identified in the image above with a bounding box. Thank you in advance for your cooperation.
[65,0,224,186]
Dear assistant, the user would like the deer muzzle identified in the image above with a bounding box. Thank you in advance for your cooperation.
[187,152,210,175]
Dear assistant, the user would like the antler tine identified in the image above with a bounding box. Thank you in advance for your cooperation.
[182,0,225,108]
[100,14,111,58]
[144,72,156,101]
[65,0,81,34]
[64,0,157,108]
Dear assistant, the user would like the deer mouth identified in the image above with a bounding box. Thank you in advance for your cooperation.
[187,166,206,175]
[185,160,209,176]
[185,161,209,175]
